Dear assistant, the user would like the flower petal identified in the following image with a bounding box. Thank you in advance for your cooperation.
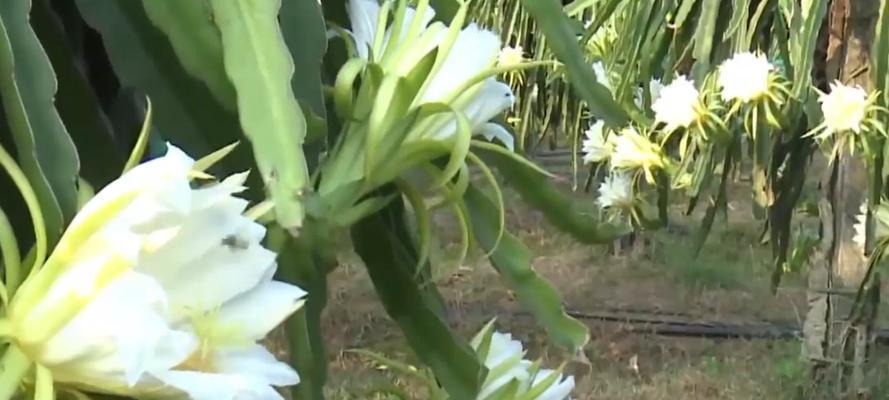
[429,79,515,140]
[420,23,501,103]
[214,344,300,387]
[43,272,192,387]
[461,80,515,128]
[533,369,575,400]
[163,239,277,319]
[73,144,194,232]
[476,122,515,151]
[152,370,285,400]
[347,0,381,59]
[217,281,307,340]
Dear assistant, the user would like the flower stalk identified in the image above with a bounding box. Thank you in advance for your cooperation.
[0,346,32,400]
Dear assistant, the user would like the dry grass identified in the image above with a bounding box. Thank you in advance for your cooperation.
[310,185,832,400]
[313,180,889,399]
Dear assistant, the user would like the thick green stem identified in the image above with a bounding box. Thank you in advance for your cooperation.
[0,345,32,400]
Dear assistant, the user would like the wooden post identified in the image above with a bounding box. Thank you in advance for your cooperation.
[803,0,880,396]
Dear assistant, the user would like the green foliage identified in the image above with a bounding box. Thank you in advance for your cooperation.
[465,184,591,351]
[352,198,484,399]
[0,0,78,245]
[209,0,311,232]
[74,0,255,184]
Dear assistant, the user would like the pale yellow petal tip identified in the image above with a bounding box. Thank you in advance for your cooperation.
[497,45,524,68]
[188,170,215,180]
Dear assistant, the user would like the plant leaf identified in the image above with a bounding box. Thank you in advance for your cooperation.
[141,0,237,110]
[280,0,328,118]
[74,0,257,189]
[464,184,590,352]
[520,0,629,128]
[477,145,630,243]
[0,0,80,243]
[874,0,889,102]
[209,0,311,233]
[352,198,483,399]
[268,221,335,400]
[31,0,123,187]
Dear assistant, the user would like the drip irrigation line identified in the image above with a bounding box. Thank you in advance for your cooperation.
[512,307,889,344]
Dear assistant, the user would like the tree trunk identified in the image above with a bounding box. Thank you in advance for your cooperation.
[803,0,880,397]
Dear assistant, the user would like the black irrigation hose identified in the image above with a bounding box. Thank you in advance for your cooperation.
[514,308,889,344]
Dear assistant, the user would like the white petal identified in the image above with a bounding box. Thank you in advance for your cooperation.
[162,236,278,319]
[476,123,515,151]
[152,370,285,400]
[390,22,448,77]
[72,144,194,231]
[533,369,575,400]
[29,227,143,328]
[592,61,612,93]
[43,272,191,387]
[484,332,525,368]
[461,80,515,128]
[217,281,307,340]
[430,79,515,140]
[135,198,252,286]
[214,344,300,387]
[385,3,436,46]
[479,361,531,399]
[347,0,380,59]
[191,171,250,210]
[421,23,501,103]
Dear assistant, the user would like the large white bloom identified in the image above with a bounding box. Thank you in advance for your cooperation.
[609,127,664,172]
[597,171,633,209]
[819,81,869,134]
[582,121,612,164]
[472,329,574,400]
[10,145,305,400]
[347,0,515,149]
[652,76,700,131]
[718,52,773,102]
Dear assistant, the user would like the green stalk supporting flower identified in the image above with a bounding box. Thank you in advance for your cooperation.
[317,0,547,226]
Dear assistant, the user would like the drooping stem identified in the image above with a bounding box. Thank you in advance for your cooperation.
[0,345,33,400]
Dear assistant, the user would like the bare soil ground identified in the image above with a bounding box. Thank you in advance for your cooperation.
[317,174,889,399]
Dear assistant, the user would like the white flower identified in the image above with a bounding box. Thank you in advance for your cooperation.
[610,127,664,172]
[472,329,574,400]
[347,0,515,149]
[819,81,869,134]
[498,45,524,67]
[582,121,612,164]
[531,369,576,400]
[592,61,612,93]
[634,79,664,109]
[10,145,305,399]
[475,332,532,399]
[854,202,867,248]
[718,52,773,102]
[649,79,664,102]
[597,171,633,209]
[652,75,700,131]
[854,201,889,251]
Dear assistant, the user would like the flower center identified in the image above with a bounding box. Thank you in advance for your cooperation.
[175,307,252,372]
